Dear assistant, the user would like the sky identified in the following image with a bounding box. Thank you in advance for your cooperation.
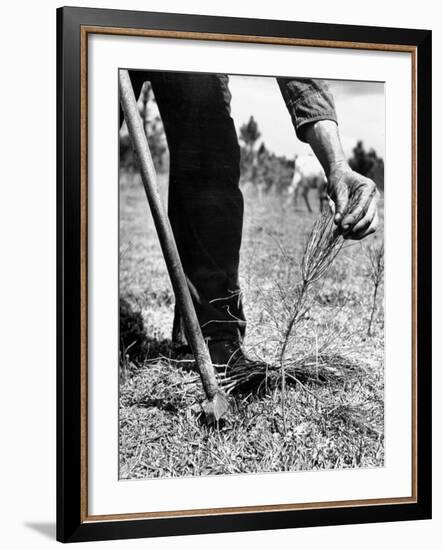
[228,75,385,160]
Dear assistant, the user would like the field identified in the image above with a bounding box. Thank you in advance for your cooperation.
[119,169,385,479]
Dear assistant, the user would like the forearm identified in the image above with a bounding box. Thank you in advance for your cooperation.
[303,120,348,177]
[304,119,378,238]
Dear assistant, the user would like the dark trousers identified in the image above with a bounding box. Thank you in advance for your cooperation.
[122,71,246,342]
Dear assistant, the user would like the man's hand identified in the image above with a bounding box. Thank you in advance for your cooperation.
[327,162,379,240]
[303,120,379,241]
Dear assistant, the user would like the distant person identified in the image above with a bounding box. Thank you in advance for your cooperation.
[120,72,379,369]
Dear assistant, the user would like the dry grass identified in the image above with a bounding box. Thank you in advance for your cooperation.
[119,172,385,479]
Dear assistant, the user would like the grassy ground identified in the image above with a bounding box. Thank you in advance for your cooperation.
[119,169,384,479]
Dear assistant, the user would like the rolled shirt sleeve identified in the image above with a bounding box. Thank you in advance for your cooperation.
[277,77,338,142]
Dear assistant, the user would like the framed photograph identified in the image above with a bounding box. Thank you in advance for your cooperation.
[57,6,432,543]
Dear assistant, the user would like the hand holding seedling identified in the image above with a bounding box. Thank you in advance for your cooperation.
[304,120,379,240]
[327,165,379,239]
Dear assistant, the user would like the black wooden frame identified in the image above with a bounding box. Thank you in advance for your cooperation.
[57,6,432,543]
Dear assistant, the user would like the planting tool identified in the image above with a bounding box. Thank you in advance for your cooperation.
[119,69,229,423]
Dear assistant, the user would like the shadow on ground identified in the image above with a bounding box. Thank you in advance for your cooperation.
[120,297,173,363]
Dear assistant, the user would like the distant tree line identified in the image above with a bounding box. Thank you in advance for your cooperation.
[119,82,169,174]
[239,117,385,194]
[120,96,384,194]
[348,141,384,191]
[239,116,294,193]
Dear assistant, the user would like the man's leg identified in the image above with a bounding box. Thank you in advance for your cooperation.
[147,72,246,345]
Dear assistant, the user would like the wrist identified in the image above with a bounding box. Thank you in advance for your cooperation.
[304,120,348,177]
[327,159,351,179]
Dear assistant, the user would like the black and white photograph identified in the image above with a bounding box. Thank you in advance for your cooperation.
[118,70,385,480]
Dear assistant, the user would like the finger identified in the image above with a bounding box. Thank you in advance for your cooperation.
[346,198,377,236]
[332,183,349,225]
[344,209,379,241]
[341,182,375,231]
